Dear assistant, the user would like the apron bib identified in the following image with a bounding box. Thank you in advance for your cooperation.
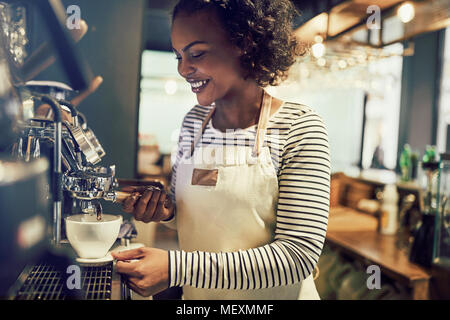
[175,91,319,300]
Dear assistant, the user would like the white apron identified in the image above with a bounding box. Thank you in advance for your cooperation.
[175,91,320,300]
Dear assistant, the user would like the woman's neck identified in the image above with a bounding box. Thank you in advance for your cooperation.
[212,82,264,132]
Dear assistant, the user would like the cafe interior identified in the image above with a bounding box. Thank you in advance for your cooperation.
[0,0,449,300]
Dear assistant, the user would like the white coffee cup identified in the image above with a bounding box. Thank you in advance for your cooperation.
[65,214,122,259]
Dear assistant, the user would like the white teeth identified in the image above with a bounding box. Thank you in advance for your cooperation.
[191,80,207,88]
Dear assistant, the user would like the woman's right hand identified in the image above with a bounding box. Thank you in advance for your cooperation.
[120,185,174,223]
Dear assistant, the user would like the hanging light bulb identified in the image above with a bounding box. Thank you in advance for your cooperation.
[314,35,323,43]
[357,52,367,64]
[311,34,326,58]
[317,58,326,67]
[397,2,415,23]
[338,60,347,69]
[312,43,325,58]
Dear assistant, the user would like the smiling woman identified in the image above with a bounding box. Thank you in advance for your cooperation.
[171,0,305,109]
[171,11,246,108]
[116,0,330,301]
[172,0,305,87]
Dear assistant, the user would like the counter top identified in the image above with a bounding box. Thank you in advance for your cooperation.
[341,168,420,190]
[326,229,431,299]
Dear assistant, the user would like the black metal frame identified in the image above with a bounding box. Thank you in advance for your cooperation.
[13,262,113,300]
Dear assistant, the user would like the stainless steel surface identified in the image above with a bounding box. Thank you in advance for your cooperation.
[121,275,132,300]
[63,167,115,200]
[79,199,103,221]
[53,201,62,245]
[14,84,120,247]
[84,128,106,159]
[54,121,62,245]
[68,125,101,165]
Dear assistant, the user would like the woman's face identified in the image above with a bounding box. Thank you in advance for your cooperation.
[171,9,244,106]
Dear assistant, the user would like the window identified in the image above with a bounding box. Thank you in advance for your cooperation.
[268,43,403,173]
[137,50,196,175]
[437,27,450,154]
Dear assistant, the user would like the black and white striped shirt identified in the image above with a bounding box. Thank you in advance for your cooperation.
[166,101,330,290]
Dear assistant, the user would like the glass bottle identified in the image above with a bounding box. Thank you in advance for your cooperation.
[399,144,411,181]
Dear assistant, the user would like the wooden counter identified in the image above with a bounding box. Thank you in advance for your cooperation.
[325,230,432,300]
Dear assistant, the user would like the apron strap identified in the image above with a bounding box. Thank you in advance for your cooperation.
[252,91,272,157]
[189,105,216,157]
[189,90,273,158]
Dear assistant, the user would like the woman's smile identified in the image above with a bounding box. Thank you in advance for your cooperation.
[171,10,245,106]
[187,78,210,93]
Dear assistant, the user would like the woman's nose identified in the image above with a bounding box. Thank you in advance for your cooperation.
[178,58,195,78]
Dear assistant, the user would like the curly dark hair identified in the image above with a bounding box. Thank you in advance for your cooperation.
[172,0,305,87]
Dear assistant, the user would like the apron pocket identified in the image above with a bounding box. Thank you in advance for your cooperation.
[191,168,218,186]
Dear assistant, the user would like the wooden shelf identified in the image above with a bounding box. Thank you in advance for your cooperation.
[341,168,421,191]
[326,229,431,299]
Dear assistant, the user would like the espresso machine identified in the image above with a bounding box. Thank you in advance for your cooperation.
[15,82,131,244]
[0,0,135,300]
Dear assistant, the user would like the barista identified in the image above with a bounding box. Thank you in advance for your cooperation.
[113,0,331,300]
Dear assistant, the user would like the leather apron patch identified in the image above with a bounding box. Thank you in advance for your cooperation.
[191,168,218,186]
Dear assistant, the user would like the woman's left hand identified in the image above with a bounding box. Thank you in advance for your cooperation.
[112,247,169,297]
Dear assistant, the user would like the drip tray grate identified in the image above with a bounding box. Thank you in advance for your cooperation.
[15,262,113,300]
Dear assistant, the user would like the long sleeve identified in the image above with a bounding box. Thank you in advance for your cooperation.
[167,106,330,290]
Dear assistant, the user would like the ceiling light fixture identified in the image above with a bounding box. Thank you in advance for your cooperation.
[311,34,326,58]
[397,2,415,23]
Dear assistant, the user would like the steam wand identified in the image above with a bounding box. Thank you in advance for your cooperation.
[33,95,63,245]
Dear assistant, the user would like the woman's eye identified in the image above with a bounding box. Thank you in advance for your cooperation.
[191,52,204,58]
[174,52,205,61]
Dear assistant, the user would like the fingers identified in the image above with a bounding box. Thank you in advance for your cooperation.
[113,248,147,278]
[143,189,162,222]
[149,193,170,223]
[125,276,153,297]
[115,261,141,278]
[120,185,171,223]
[121,192,140,213]
[134,188,162,222]
[133,189,153,221]
[125,277,144,295]
[120,186,148,213]
[112,247,146,261]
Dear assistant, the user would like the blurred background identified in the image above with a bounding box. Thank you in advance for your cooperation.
[1,0,450,300]
[19,0,448,185]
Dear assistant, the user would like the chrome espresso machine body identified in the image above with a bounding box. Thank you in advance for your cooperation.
[0,0,133,300]
[16,82,127,244]
[9,83,132,300]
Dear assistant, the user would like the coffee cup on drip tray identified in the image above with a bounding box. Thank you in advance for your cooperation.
[65,214,122,259]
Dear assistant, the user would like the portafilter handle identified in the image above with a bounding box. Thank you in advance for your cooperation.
[110,191,139,203]
[104,186,162,203]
